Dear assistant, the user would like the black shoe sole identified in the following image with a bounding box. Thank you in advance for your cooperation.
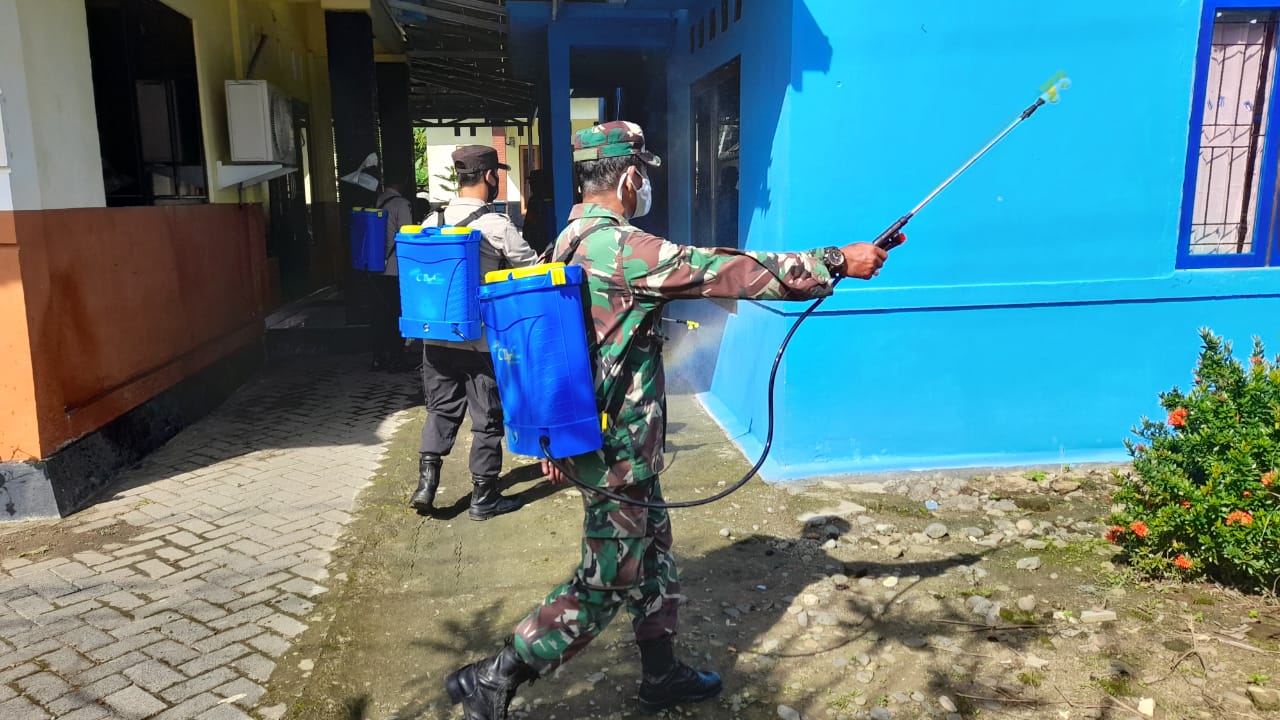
[468,503,522,521]
[637,684,723,714]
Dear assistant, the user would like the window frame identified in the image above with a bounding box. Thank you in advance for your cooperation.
[87,0,208,207]
[1178,0,1280,268]
[689,55,741,249]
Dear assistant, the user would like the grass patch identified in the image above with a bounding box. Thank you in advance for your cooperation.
[826,690,862,709]
[1041,536,1111,563]
[1093,676,1135,697]
[1017,670,1045,687]
[999,607,1041,626]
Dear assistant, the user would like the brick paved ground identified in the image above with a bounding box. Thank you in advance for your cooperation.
[0,356,419,720]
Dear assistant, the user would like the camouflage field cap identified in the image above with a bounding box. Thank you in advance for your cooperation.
[572,121,662,167]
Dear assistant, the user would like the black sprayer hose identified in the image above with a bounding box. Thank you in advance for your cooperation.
[538,285,836,509]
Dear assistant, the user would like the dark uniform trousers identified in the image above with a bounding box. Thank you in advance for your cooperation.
[372,275,403,364]
[420,343,504,478]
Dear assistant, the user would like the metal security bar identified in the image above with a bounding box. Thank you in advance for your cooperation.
[1190,10,1280,255]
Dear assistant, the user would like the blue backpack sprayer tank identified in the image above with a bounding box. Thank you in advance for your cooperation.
[478,74,1072,510]
[395,224,485,342]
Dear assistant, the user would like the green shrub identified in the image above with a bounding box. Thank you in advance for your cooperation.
[1110,329,1280,592]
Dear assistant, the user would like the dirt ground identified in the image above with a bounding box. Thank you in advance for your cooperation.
[260,388,1280,720]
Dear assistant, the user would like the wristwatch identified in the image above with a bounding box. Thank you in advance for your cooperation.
[821,246,845,277]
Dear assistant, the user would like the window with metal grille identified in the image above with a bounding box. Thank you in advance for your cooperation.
[1179,4,1280,268]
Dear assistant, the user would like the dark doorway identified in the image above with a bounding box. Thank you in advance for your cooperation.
[86,0,207,207]
[268,101,315,302]
[569,48,669,240]
[691,56,740,248]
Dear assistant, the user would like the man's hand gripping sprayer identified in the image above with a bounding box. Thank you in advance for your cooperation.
[541,72,1072,510]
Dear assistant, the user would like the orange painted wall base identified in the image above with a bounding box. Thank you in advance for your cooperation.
[1,204,269,460]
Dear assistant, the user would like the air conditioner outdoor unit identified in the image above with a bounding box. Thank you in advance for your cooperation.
[225,80,295,164]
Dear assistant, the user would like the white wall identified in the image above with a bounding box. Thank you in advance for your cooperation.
[570,97,602,121]
[423,127,475,203]
[0,89,12,212]
[419,126,530,216]
[0,0,105,211]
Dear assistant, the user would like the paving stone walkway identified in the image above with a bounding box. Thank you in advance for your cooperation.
[0,356,419,720]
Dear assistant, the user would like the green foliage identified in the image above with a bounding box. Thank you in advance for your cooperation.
[434,166,459,198]
[411,128,459,198]
[1110,328,1280,592]
[413,128,429,191]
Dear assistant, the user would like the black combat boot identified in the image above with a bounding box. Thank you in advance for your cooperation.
[410,453,441,511]
[636,638,722,713]
[444,640,538,720]
[468,475,523,521]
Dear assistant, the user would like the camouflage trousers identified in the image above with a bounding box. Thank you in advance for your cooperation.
[512,453,681,674]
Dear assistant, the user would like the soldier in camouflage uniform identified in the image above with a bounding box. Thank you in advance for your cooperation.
[444,121,887,719]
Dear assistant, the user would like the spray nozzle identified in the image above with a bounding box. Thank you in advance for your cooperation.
[1039,71,1071,104]
[662,317,700,330]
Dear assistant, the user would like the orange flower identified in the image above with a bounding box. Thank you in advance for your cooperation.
[1244,490,1252,498]
[1105,526,1125,543]
[1129,521,1150,538]
[1181,500,1192,509]
[1174,555,1193,570]
[1263,471,1276,487]
[1226,510,1255,526]
[1168,408,1188,428]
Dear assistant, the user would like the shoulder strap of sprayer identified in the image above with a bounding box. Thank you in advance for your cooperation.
[424,204,491,229]
[542,218,612,265]
[458,205,492,228]
[546,215,647,428]
[377,194,403,262]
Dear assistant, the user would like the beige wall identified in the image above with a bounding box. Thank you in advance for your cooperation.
[160,0,335,205]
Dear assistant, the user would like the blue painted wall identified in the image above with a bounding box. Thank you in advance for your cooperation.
[671,0,1280,478]
[514,1,1280,480]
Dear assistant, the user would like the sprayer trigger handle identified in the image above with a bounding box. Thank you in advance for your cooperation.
[872,214,911,250]
[881,232,906,250]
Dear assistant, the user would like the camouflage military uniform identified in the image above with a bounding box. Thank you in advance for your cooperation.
[511,127,840,671]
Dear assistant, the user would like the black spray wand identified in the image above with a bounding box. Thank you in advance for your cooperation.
[874,72,1072,251]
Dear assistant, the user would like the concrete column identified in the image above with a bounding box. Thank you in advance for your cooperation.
[325,11,378,316]
[547,27,572,228]
[376,61,413,194]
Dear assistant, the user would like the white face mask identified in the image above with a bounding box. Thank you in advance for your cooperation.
[617,169,653,219]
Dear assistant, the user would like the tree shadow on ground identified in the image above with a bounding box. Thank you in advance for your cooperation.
[370,532,1010,719]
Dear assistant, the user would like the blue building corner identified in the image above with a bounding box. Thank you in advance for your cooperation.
[506,0,1280,480]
